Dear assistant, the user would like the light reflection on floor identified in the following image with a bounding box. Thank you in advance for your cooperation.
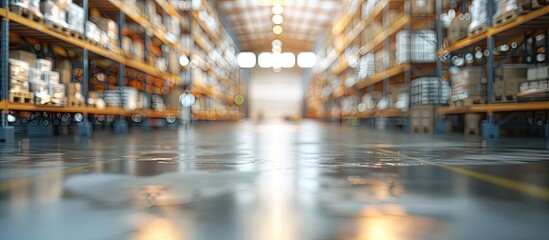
[1,120,549,240]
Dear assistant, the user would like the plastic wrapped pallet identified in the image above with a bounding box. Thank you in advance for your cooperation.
[358,53,375,79]
[450,67,486,101]
[85,21,100,42]
[67,3,84,33]
[91,17,118,50]
[396,30,437,64]
[411,0,434,16]
[36,59,52,71]
[31,80,50,104]
[495,64,528,98]
[447,13,472,44]
[411,77,451,105]
[9,58,30,92]
[10,0,43,18]
[41,71,60,85]
[40,0,68,27]
[469,0,490,34]
[495,0,518,17]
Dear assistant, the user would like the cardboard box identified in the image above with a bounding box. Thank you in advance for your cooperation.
[527,67,537,81]
[411,0,434,16]
[36,59,52,71]
[56,60,72,84]
[41,71,60,84]
[9,50,37,67]
[537,66,548,80]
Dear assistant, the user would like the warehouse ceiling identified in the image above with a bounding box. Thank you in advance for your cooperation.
[217,0,340,52]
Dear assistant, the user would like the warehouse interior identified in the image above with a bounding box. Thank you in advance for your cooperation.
[1,0,549,239]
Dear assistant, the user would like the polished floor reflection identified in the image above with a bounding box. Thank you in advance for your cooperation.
[1,120,549,240]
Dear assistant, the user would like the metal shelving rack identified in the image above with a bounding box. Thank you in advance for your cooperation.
[307,0,438,130]
[436,1,549,139]
[0,0,243,142]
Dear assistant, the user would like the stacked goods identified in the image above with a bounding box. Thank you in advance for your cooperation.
[411,0,434,16]
[48,83,66,105]
[39,0,68,27]
[122,36,133,58]
[411,77,451,105]
[517,65,549,101]
[67,83,84,106]
[29,68,50,104]
[447,13,472,45]
[494,0,519,26]
[164,16,180,43]
[152,95,166,111]
[359,91,382,112]
[67,3,84,34]
[101,87,139,110]
[494,64,528,101]
[9,0,42,17]
[391,84,409,110]
[396,30,437,64]
[9,50,36,68]
[450,67,486,104]
[469,0,490,36]
[85,21,101,43]
[90,14,118,50]
[9,59,30,93]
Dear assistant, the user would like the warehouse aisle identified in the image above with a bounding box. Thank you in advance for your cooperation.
[1,121,549,240]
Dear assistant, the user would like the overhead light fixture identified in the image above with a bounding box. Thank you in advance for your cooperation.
[258,52,273,68]
[179,55,190,66]
[272,14,283,24]
[281,52,295,68]
[272,45,282,53]
[297,52,317,68]
[272,5,284,14]
[237,52,256,68]
[260,0,291,6]
[273,25,283,35]
[272,39,282,47]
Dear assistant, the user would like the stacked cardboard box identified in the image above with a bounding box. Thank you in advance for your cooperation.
[450,67,486,102]
[67,3,84,34]
[39,0,69,27]
[9,59,30,93]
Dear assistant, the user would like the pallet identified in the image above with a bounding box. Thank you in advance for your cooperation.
[9,5,43,23]
[67,98,85,107]
[468,24,487,37]
[493,95,517,103]
[493,10,518,27]
[68,29,84,40]
[9,91,34,104]
[450,97,486,108]
[45,20,70,35]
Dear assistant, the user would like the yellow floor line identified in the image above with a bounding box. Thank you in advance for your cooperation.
[379,149,549,201]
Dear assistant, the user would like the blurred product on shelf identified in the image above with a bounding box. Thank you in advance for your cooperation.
[360,92,382,112]
[67,3,85,34]
[152,94,166,111]
[48,83,66,105]
[39,0,68,28]
[36,59,52,72]
[447,13,472,45]
[90,9,119,50]
[411,77,451,105]
[469,0,489,36]
[9,58,30,93]
[9,0,43,18]
[391,84,409,110]
[517,65,549,101]
[411,0,434,16]
[396,30,437,64]
[56,60,72,84]
[494,65,529,101]
[67,83,84,106]
[450,67,486,104]
[9,50,37,67]
[41,71,60,85]
[85,21,101,43]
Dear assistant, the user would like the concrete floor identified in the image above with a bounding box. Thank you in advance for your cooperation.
[1,120,549,240]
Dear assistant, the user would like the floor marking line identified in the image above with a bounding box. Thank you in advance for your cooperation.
[0,162,100,192]
[378,149,549,200]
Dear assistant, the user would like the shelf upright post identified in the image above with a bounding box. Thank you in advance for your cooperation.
[404,0,412,132]
[0,0,14,143]
[114,9,128,133]
[483,0,499,139]
[77,0,92,137]
[435,0,447,134]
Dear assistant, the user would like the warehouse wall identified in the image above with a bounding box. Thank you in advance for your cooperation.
[249,68,304,121]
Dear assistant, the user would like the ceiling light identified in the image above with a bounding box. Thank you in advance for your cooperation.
[179,55,190,66]
[272,14,283,24]
[272,39,282,47]
[237,52,256,68]
[273,25,283,35]
[297,52,317,68]
[272,5,284,14]
[258,52,273,68]
[272,45,282,53]
[281,52,295,68]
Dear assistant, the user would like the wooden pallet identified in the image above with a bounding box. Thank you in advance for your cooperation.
[67,98,85,107]
[468,24,487,37]
[9,91,34,104]
[450,97,486,108]
[493,95,517,103]
[68,29,85,40]
[44,20,70,35]
[493,10,518,27]
[9,5,43,23]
